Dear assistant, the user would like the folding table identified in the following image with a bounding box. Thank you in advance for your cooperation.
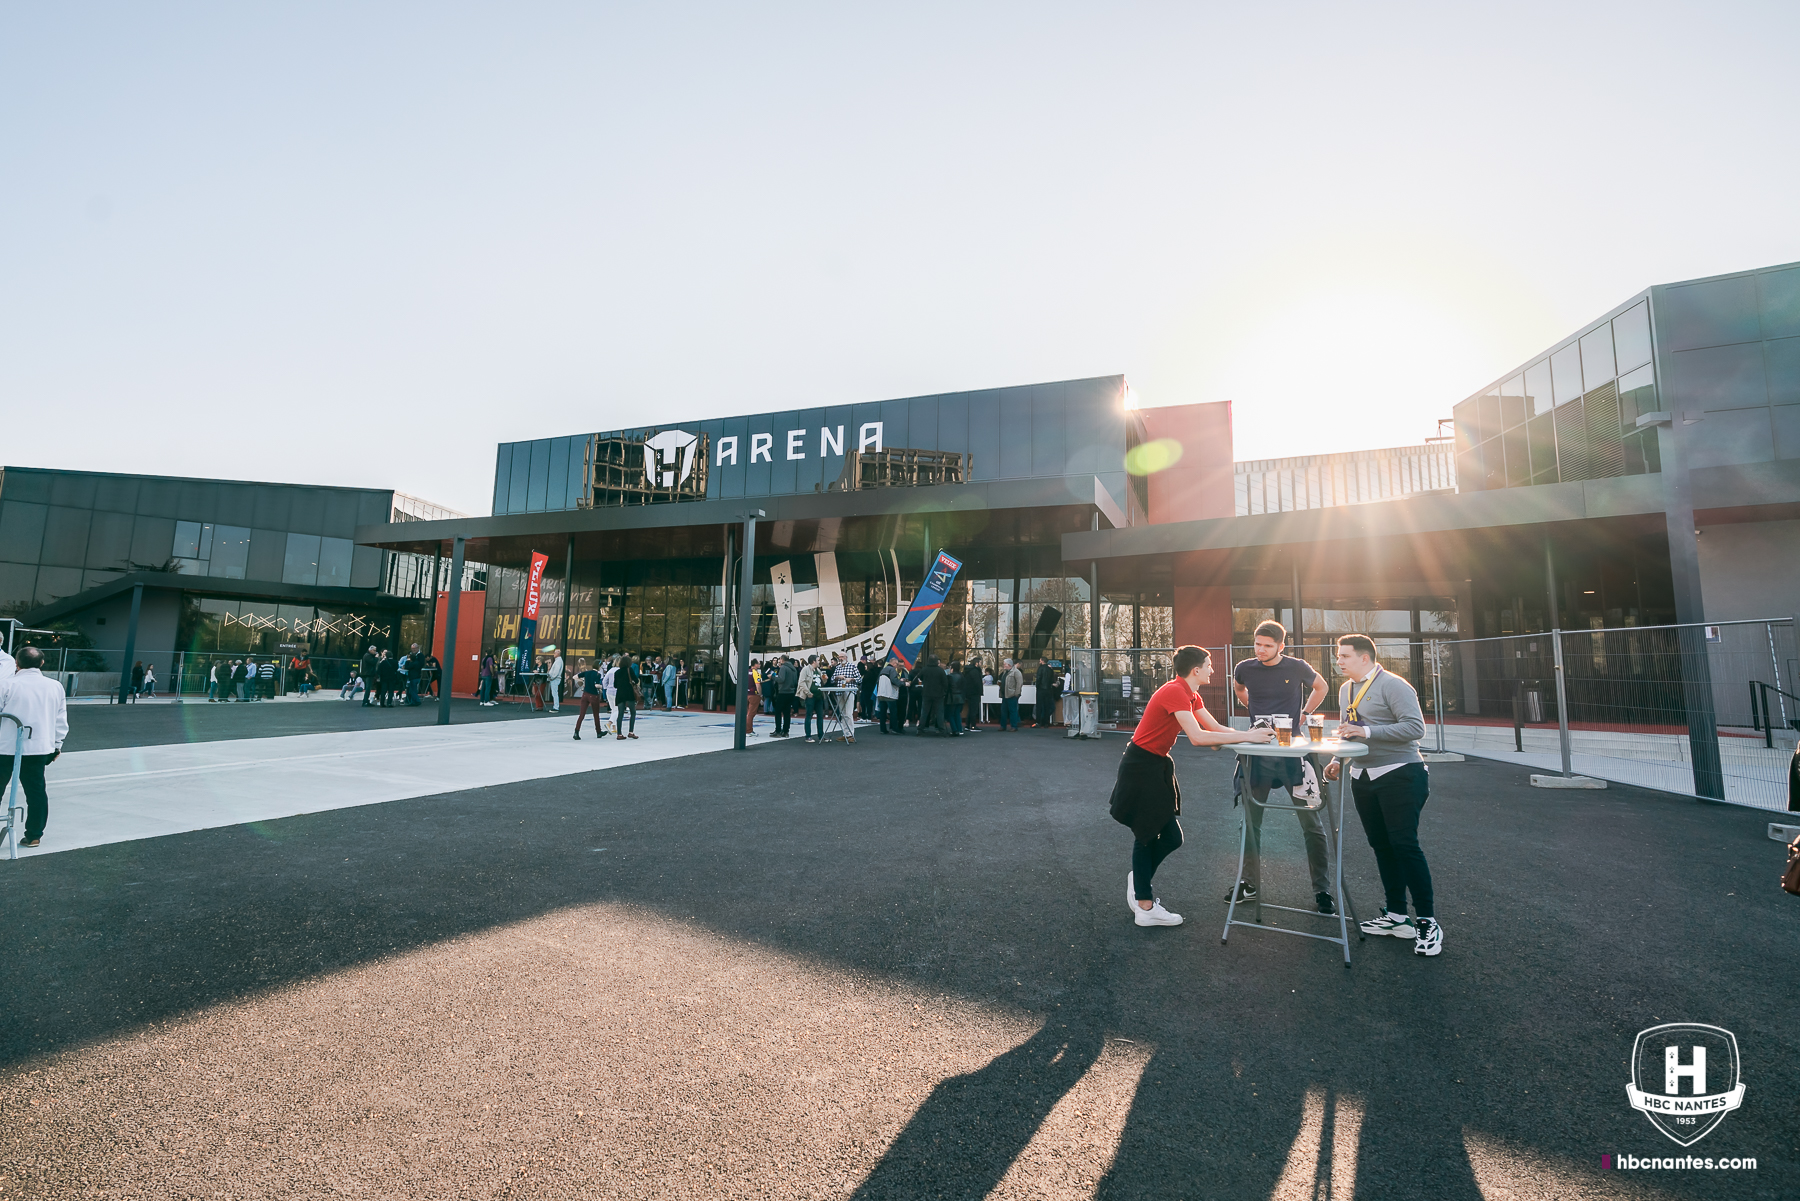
[1222,737,1367,967]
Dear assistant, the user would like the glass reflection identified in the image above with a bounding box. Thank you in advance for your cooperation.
[1525,359,1553,417]
[1613,301,1652,373]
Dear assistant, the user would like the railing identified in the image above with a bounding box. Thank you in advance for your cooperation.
[1425,619,1796,811]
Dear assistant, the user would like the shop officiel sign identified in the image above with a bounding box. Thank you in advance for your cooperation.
[1626,1024,1746,1146]
[714,423,883,465]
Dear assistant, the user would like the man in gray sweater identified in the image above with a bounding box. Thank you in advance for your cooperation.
[1323,634,1441,957]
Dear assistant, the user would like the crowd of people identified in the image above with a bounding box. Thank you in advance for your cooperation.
[736,651,1071,740]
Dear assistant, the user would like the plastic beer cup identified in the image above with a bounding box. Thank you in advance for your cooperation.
[1307,713,1324,743]
[1273,715,1292,747]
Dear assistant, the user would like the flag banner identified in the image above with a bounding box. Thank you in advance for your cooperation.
[888,550,963,671]
[520,551,549,665]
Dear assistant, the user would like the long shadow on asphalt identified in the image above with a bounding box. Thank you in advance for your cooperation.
[3,728,1795,1199]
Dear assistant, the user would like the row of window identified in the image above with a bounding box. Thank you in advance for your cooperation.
[170,520,356,588]
[1236,447,1455,516]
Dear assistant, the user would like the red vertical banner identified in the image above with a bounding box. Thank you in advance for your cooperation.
[520,551,550,665]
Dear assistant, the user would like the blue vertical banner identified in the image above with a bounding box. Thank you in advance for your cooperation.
[888,550,963,671]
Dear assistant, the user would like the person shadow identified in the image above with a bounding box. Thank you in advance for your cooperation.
[848,1018,1107,1200]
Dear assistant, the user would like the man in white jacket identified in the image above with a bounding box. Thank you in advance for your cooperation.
[0,647,70,849]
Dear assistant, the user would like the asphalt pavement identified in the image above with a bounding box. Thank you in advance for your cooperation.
[1,721,1793,1199]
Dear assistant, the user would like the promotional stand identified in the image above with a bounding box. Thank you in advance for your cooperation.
[1222,738,1367,967]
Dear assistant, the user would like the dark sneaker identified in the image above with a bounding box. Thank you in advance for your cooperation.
[1360,912,1416,938]
[1315,891,1336,915]
[1223,880,1257,904]
[1413,917,1442,956]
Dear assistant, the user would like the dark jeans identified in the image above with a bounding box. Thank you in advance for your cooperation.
[946,702,963,734]
[876,697,897,731]
[1132,817,1183,901]
[805,694,825,737]
[1,752,51,841]
[919,699,946,735]
[615,700,636,735]
[774,693,794,736]
[1001,696,1020,729]
[1351,763,1434,919]
[967,699,982,728]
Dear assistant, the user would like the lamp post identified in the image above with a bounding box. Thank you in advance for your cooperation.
[733,510,764,750]
[437,536,466,726]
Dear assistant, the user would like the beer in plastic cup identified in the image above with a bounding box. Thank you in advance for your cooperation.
[1273,715,1292,747]
[1307,713,1324,743]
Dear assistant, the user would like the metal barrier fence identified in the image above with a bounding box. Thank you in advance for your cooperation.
[1425,619,1796,811]
[11,647,392,701]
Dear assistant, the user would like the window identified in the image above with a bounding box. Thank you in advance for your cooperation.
[283,533,322,586]
[1525,359,1553,418]
[1579,325,1617,390]
[1500,375,1527,430]
[209,526,251,579]
[1613,301,1652,374]
[172,520,215,575]
[1550,343,1583,407]
[1617,363,1656,428]
[318,537,354,587]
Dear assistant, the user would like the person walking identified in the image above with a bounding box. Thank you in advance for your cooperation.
[129,661,145,702]
[775,655,799,738]
[479,651,497,705]
[141,663,157,698]
[1229,620,1335,912]
[572,658,607,739]
[258,657,277,699]
[1324,634,1441,957]
[794,655,817,741]
[660,657,677,710]
[1109,645,1271,927]
[0,647,70,849]
[918,655,949,735]
[207,661,220,702]
[547,648,564,712]
[946,657,965,735]
[1033,659,1056,727]
[360,646,380,708]
[614,653,639,739]
[376,650,399,707]
[876,658,900,733]
[422,649,440,698]
[962,658,984,731]
[1000,658,1024,731]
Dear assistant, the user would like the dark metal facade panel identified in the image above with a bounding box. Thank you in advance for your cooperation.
[1768,337,1800,408]
[252,486,293,531]
[0,500,49,564]
[0,562,36,612]
[93,475,140,512]
[322,490,364,537]
[48,473,97,509]
[1683,408,1778,472]
[1654,275,1763,353]
[1666,341,1772,413]
[129,515,176,568]
[287,488,327,536]
[136,478,180,518]
[350,544,384,589]
[176,480,218,522]
[85,510,134,570]
[1761,266,1800,341]
[33,565,81,607]
[1,471,53,504]
[39,506,92,569]
[356,491,394,527]
[246,528,286,582]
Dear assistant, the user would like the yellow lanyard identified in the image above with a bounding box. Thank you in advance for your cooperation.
[1345,666,1382,722]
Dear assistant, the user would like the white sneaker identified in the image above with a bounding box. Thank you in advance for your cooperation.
[1134,901,1183,927]
[1413,917,1442,956]
[1126,872,1138,914]
[1360,911,1416,938]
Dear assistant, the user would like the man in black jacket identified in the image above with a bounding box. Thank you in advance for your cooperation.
[774,655,798,738]
[360,646,380,708]
[962,658,985,731]
[918,656,949,736]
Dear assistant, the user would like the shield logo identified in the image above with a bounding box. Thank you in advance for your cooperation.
[642,430,700,489]
[1626,1023,1745,1146]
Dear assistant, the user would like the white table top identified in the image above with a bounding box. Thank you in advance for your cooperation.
[1233,738,1369,759]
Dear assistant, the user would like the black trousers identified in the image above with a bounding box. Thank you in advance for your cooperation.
[614,700,636,734]
[1351,763,1434,919]
[772,693,793,735]
[1132,817,1183,901]
[2,753,51,841]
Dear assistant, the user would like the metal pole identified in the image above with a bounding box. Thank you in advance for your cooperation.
[424,545,442,665]
[1432,640,1445,752]
[437,537,466,726]
[561,538,574,658]
[117,582,143,705]
[733,510,763,750]
[1551,628,1573,777]
[1544,536,1560,631]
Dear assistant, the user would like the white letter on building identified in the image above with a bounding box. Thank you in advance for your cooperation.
[716,436,738,466]
[751,433,773,463]
[858,422,883,452]
[787,428,806,460]
[821,425,844,457]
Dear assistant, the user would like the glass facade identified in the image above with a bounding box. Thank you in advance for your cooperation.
[489,376,1134,520]
[1455,299,1660,491]
[1235,444,1455,515]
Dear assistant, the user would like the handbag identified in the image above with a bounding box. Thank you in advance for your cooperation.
[1783,836,1800,897]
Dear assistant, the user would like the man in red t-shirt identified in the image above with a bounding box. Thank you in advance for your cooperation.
[1109,645,1270,926]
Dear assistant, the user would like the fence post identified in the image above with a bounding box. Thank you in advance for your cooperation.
[1431,640,1445,752]
[1512,679,1523,752]
[116,582,144,706]
[1551,628,1572,777]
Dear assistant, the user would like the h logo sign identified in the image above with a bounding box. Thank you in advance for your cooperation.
[1627,1024,1744,1146]
[643,429,700,489]
[1666,1046,1705,1096]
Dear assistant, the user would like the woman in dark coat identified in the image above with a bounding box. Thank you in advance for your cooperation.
[614,654,638,739]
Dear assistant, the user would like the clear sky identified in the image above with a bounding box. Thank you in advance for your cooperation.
[4,2,1796,516]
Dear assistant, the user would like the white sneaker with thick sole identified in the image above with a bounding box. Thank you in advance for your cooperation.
[1126,872,1139,914]
[1413,917,1442,956]
[1134,901,1183,927]
[1360,911,1417,938]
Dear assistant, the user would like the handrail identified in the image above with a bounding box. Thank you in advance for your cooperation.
[1749,681,1800,749]
[1,712,30,860]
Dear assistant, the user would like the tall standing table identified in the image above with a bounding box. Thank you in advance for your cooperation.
[1222,737,1367,967]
